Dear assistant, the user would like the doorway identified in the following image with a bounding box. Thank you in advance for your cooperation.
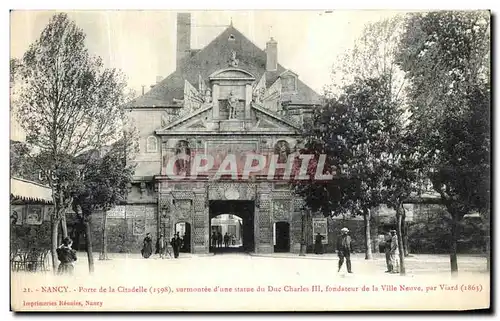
[274,221,290,252]
[175,222,191,253]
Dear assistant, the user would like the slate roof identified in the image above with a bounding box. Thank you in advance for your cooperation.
[127,25,321,108]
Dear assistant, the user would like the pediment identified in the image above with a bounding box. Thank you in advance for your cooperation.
[209,68,256,81]
[156,107,214,133]
[251,103,301,131]
[154,102,300,135]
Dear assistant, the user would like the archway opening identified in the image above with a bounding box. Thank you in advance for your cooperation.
[210,214,243,251]
[175,222,191,253]
[209,200,254,253]
[273,221,290,253]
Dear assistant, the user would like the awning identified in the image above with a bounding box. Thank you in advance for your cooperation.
[10,177,53,204]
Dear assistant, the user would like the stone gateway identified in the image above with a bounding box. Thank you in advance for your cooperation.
[116,13,322,254]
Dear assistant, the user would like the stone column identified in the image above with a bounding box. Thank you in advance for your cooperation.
[212,84,220,120]
[245,83,252,119]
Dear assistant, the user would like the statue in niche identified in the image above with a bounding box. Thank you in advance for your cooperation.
[229,50,239,67]
[275,140,290,163]
[175,140,191,176]
[227,91,238,119]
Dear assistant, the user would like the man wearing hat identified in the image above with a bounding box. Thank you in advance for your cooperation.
[337,227,353,273]
[389,230,400,273]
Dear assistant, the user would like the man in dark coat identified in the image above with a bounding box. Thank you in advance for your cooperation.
[217,232,223,248]
[223,233,230,248]
[337,227,353,273]
[211,232,217,249]
[384,232,393,273]
[171,233,182,258]
[314,233,325,254]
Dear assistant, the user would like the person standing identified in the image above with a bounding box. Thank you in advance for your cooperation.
[384,232,393,273]
[56,237,77,275]
[171,233,182,259]
[223,232,230,248]
[337,227,353,273]
[217,231,223,248]
[156,234,166,259]
[141,233,153,259]
[211,231,217,249]
[314,233,325,254]
[390,230,400,274]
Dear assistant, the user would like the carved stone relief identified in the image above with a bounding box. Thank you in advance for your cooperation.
[272,199,292,222]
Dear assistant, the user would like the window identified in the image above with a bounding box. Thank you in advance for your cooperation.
[281,75,297,92]
[146,136,158,153]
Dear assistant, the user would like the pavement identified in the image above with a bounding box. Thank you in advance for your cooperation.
[70,251,489,275]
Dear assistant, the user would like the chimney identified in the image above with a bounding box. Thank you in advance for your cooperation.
[266,37,277,71]
[156,76,162,84]
[176,13,191,70]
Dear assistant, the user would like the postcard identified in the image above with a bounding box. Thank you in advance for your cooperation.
[10,9,491,311]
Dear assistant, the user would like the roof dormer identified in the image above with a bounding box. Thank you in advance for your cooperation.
[280,70,298,93]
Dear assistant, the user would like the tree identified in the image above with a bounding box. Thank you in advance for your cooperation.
[71,136,136,273]
[297,76,400,259]
[15,13,130,272]
[396,11,490,275]
[323,16,416,261]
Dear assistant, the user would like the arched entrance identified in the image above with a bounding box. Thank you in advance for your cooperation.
[175,222,191,253]
[209,200,254,253]
[273,221,290,252]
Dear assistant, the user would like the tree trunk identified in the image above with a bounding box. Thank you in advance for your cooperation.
[363,208,373,260]
[60,213,68,238]
[100,211,109,260]
[396,204,406,275]
[84,215,95,274]
[450,212,459,276]
[51,218,60,273]
[402,210,410,256]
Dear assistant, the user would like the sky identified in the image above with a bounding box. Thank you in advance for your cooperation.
[10,10,401,95]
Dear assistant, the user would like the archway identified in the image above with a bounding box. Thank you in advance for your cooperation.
[273,221,290,252]
[209,200,254,253]
[175,222,191,253]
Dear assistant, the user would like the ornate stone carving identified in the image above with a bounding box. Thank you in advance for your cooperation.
[174,199,192,220]
[274,140,291,163]
[229,50,239,67]
[172,80,214,121]
[194,196,205,211]
[140,182,146,198]
[193,212,205,228]
[194,227,205,245]
[133,217,146,235]
[252,74,266,104]
[175,140,191,176]
[206,182,257,200]
[272,199,291,222]
[259,227,272,243]
[293,198,305,211]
